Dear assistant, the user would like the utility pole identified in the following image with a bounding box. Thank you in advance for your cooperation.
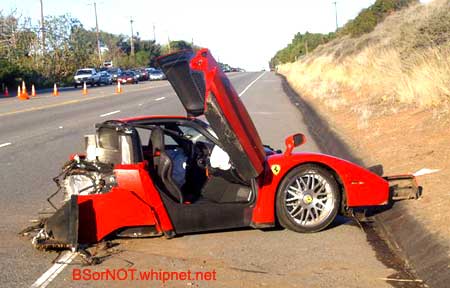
[39,0,45,54]
[167,36,171,53]
[130,18,135,57]
[333,1,338,31]
[94,2,101,63]
[152,24,156,42]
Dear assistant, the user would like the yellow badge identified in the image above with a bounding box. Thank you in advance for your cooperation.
[271,164,281,175]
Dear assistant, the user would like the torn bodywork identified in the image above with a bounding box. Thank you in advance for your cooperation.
[385,175,421,201]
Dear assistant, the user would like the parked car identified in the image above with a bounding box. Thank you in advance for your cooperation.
[107,68,122,82]
[98,71,113,85]
[149,69,166,81]
[133,69,149,81]
[29,49,419,250]
[73,68,100,88]
[117,71,139,84]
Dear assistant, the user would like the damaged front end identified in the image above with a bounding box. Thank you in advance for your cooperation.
[29,153,116,251]
[32,196,79,250]
[24,121,164,251]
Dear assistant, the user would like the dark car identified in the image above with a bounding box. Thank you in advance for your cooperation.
[117,71,139,84]
[29,49,419,251]
[107,68,122,82]
[132,69,149,81]
[98,71,113,85]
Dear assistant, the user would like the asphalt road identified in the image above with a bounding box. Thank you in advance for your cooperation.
[0,72,396,287]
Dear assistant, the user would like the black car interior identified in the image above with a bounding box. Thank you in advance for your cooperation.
[121,120,254,205]
[95,119,258,234]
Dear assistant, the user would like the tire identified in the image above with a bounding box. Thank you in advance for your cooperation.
[74,84,78,88]
[276,164,340,233]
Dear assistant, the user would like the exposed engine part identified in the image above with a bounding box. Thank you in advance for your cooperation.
[63,168,116,202]
[47,156,115,210]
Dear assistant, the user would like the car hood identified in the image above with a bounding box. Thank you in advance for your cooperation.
[74,74,91,79]
[156,49,265,181]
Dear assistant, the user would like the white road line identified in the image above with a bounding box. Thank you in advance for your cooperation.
[0,142,12,148]
[155,97,166,101]
[99,110,121,117]
[30,251,78,288]
[238,71,266,97]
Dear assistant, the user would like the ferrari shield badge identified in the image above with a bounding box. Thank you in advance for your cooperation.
[271,164,281,175]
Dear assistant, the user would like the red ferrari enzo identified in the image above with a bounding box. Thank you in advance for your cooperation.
[32,49,419,250]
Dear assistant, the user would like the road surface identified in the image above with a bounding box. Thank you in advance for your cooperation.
[0,73,397,287]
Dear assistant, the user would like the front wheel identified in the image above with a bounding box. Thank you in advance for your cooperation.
[276,164,340,233]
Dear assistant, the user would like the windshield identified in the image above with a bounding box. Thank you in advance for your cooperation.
[76,70,93,75]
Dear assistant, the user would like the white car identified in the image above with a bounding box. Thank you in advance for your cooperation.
[149,69,166,81]
[74,68,100,88]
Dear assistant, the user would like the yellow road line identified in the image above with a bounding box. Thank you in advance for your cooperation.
[0,84,170,118]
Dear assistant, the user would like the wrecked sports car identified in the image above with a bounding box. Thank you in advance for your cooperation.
[29,49,420,250]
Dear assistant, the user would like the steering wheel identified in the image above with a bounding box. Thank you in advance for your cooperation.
[193,142,211,169]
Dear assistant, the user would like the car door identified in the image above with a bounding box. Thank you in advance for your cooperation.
[157,49,266,181]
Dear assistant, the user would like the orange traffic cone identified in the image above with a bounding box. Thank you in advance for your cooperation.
[21,81,29,99]
[17,85,27,100]
[31,84,36,97]
[115,81,122,94]
[53,83,59,96]
[4,86,9,97]
[82,82,88,96]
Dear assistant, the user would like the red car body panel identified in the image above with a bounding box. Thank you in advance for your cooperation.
[251,152,389,225]
[119,115,192,122]
[77,163,175,243]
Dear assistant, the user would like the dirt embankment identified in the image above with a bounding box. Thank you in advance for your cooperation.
[279,0,450,244]
[278,0,450,286]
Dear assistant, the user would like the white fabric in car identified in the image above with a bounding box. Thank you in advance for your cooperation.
[210,145,231,170]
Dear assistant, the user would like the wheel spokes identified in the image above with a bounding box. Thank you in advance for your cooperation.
[285,173,334,226]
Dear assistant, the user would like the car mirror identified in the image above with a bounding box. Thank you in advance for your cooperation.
[284,133,306,156]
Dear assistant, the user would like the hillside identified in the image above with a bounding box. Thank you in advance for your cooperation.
[277,0,450,245]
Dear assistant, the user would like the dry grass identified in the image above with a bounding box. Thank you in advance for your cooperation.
[277,0,450,244]
[278,0,450,124]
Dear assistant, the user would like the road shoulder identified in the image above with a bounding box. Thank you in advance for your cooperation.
[279,73,450,288]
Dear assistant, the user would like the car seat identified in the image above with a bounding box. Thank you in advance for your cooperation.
[149,127,184,203]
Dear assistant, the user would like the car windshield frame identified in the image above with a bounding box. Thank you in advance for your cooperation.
[76,69,93,75]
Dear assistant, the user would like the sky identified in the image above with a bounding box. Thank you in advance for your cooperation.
[3,0,388,70]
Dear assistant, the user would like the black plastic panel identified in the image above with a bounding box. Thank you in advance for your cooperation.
[160,192,253,234]
[156,51,206,116]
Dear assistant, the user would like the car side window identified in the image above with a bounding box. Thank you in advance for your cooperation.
[135,127,151,146]
[164,134,178,146]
